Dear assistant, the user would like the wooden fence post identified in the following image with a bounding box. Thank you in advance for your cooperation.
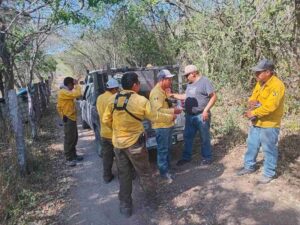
[8,89,27,175]
[27,86,37,139]
[40,82,47,111]
[33,83,41,121]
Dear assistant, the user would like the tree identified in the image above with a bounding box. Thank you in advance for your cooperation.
[0,0,120,175]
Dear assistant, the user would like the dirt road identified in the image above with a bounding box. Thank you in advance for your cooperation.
[59,126,300,225]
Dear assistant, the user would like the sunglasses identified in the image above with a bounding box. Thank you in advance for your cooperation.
[184,72,193,78]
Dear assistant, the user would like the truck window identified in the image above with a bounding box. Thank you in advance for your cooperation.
[113,71,155,99]
[135,70,155,99]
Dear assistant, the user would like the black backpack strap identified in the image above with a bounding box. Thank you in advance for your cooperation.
[124,107,142,122]
[112,92,142,122]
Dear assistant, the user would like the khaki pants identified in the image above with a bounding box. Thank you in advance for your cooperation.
[114,134,155,208]
[101,137,115,180]
[64,118,78,161]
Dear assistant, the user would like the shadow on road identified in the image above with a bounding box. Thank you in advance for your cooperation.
[59,125,300,225]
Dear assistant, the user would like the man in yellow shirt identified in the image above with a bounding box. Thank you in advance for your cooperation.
[96,78,119,183]
[57,77,82,167]
[237,59,285,184]
[103,72,172,217]
[149,69,181,182]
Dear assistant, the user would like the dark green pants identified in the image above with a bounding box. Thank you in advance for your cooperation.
[64,118,78,161]
[114,135,156,208]
[101,137,115,180]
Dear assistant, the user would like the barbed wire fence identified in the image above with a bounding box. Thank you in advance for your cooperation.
[0,78,52,175]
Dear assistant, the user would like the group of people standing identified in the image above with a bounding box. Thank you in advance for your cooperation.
[57,59,285,218]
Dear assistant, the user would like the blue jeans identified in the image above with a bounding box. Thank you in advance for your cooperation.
[182,114,212,161]
[244,126,280,177]
[155,127,173,176]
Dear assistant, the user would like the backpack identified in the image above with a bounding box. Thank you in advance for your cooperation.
[112,92,142,122]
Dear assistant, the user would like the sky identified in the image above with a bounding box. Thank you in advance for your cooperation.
[39,0,222,55]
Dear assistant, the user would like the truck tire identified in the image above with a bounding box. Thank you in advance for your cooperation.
[82,120,90,129]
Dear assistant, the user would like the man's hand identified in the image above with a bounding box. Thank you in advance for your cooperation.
[244,110,255,119]
[172,114,177,121]
[202,111,209,121]
[248,100,259,110]
[174,107,182,114]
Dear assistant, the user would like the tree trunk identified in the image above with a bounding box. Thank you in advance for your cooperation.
[0,19,14,91]
[1,57,14,90]
[0,70,4,97]
[8,89,27,175]
[39,82,47,111]
[295,0,300,65]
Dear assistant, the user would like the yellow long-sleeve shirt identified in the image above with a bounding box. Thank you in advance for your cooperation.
[103,90,173,149]
[250,75,285,128]
[149,84,174,129]
[96,91,113,139]
[57,85,82,121]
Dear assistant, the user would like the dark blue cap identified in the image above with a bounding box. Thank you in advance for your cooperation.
[251,59,275,72]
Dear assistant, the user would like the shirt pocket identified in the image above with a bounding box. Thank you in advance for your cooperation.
[128,133,145,154]
[260,89,271,99]
[128,144,143,154]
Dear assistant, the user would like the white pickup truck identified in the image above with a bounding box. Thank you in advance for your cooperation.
[80,65,185,157]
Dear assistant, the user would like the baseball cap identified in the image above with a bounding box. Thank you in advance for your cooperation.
[157,69,175,80]
[106,78,119,89]
[184,65,198,76]
[251,59,275,72]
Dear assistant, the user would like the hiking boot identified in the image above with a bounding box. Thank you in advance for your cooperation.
[66,160,76,167]
[236,168,255,176]
[76,155,84,161]
[176,159,191,166]
[119,205,132,218]
[258,175,274,184]
[161,172,174,183]
[103,175,114,184]
[200,159,212,166]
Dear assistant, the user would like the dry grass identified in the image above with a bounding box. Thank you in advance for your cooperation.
[0,117,20,223]
[277,114,300,185]
[211,88,300,184]
[0,100,67,225]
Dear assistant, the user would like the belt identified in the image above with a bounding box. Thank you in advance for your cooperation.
[186,111,203,116]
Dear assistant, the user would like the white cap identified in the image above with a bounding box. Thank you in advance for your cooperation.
[157,69,175,80]
[184,65,198,76]
[59,83,65,89]
[106,78,119,89]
